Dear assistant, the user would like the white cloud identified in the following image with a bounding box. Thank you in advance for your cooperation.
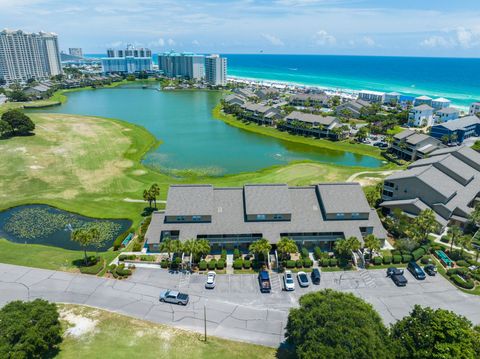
[420,27,480,49]
[261,33,284,46]
[149,38,165,48]
[167,38,176,46]
[421,35,452,48]
[192,39,200,46]
[361,36,375,47]
[313,30,336,46]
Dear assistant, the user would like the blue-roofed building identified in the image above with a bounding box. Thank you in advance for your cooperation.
[430,115,480,144]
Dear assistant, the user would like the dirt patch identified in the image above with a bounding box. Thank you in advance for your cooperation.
[61,309,98,338]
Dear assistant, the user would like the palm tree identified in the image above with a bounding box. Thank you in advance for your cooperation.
[160,238,174,260]
[335,236,361,258]
[143,189,153,208]
[363,234,381,261]
[171,239,183,256]
[457,235,472,257]
[71,228,93,265]
[277,237,298,261]
[469,204,480,227]
[195,239,211,261]
[412,209,439,243]
[182,239,195,265]
[149,183,160,209]
[249,238,272,265]
[448,225,462,253]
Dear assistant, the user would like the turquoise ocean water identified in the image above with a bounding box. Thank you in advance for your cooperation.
[87,54,479,108]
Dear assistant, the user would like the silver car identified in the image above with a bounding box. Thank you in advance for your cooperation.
[283,270,295,291]
[205,271,216,289]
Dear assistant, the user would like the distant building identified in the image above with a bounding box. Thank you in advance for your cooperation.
[408,104,434,127]
[384,92,401,104]
[239,102,282,125]
[289,93,329,107]
[430,116,480,144]
[157,51,205,80]
[283,111,343,140]
[470,102,480,116]
[358,90,385,103]
[101,44,152,74]
[432,97,451,110]
[145,183,387,252]
[335,99,370,118]
[0,29,62,83]
[233,88,257,100]
[434,107,460,123]
[381,146,480,228]
[68,48,83,57]
[205,54,227,86]
[256,88,279,100]
[414,95,433,107]
[224,94,245,106]
[390,129,443,161]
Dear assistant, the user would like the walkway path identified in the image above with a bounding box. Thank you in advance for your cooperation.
[346,170,397,183]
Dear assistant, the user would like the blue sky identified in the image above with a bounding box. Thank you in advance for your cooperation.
[1,0,480,57]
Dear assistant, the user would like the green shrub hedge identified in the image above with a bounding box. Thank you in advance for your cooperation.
[221,249,227,261]
[132,242,142,251]
[383,255,392,264]
[233,248,241,260]
[216,259,225,270]
[440,235,450,244]
[303,259,313,268]
[233,259,243,270]
[329,258,338,267]
[313,247,322,260]
[208,259,217,270]
[199,260,208,271]
[392,255,402,264]
[373,257,383,265]
[113,230,132,251]
[296,259,304,268]
[243,260,251,269]
[79,259,103,275]
[456,260,469,267]
[286,260,296,268]
[402,254,413,263]
[451,274,474,289]
[321,259,329,267]
[420,256,431,264]
[412,247,426,261]
[160,260,169,268]
[301,248,309,259]
[446,267,469,277]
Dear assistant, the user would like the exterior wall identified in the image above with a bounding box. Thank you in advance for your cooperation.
[382,177,450,207]
[205,55,227,86]
[101,57,153,74]
[408,109,434,127]
[435,111,460,123]
[470,103,480,116]
[358,92,385,103]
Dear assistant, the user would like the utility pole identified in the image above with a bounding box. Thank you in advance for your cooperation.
[204,304,207,342]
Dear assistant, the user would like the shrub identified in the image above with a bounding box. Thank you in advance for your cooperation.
[132,242,142,252]
[113,230,131,251]
[233,259,243,270]
[456,260,469,267]
[373,257,383,265]
[440,236,450,244]
[79,259,104,275]
[391,250,401,256]
[115,263,132,277]
[216,259,225,270]
[412,247,426,261]
[140,255,156,262]
[286,260,296,268]
[243,259,251,269]
[233,248,241,260]
[221,249,227,260]
[329,258,338,267]
[420,256,431,264]
[313,247,322,260]
[160,260,169,268]
[206,259,216,270]
[199,260,207,271]
[301,248,309,259]
[296,259,304,268]
[383,255,392,265]
[321,259,330,267]
[393,255,402,264]
[170,257,181,269]
[451,274,474,289]
[471,271,480,281]
[447,267,469,277]
[402,254,413,263]
[303,259,313,268]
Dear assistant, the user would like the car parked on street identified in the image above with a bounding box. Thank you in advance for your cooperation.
[283,270,295,291]
[205,271,216,289]
[408,261,426,280]
[297,271,309,287]
[311,268,321,285]
[386,267,408,287]
[424,264,437,276]
[159,290,189,305]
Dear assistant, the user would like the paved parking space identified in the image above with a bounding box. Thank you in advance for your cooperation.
[1,263,480,347]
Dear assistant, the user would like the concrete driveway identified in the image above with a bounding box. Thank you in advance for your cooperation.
[1,263,480,347]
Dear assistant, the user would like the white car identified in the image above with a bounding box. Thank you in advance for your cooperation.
[297,271,309,287]
[205,271,216,289]
[283,270,295,291]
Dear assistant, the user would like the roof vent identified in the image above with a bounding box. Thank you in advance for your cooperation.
[218,207,223,213]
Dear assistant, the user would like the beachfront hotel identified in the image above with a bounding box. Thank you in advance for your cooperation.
[0,29,62,83]
[101,44,153,74]
[157,51,205,80]
[205,54,227,86]
[358,90,385,103]
[145,183,387,253]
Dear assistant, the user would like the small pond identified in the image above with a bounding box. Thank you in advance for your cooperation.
[0,205,131,251]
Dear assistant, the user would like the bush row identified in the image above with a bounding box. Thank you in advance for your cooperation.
[450,274,475,289]
[119,254,156,262]
[113,230,132,251]
[108,263,133,279]
[79,258,104,275]
[319,258,338,267]
[233,259,253,270]
[199,259,226,271]
[283,259,313,269]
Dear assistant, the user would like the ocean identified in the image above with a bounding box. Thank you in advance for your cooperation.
[86,54,480,108]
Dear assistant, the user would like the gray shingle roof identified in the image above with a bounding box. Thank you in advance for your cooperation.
[316,183,371,214]
[165,185,214,216]
[286,111,338,126]
[244,184,291,215]
[436,115,480,131]
[413,104,434,111]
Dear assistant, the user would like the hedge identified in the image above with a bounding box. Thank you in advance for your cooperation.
[412,247,426,261]
[216,259,225,270]
[119,254,136,261]
[451,274,475,289]
[303,259,313,268]
[392,255,402,264]
[199,260,208,271]
[471,271,480,281]
[79,259,104,275]
[329,258,338,267]
[113,230,132,251]
[383,255,392,265]
[208,259,217,270]
[402,254,413,263]
[233,248,241,260]
[221,250,227,261]
[160,260,169,268]
[314,247,322,260]
[132,242,142,252]
[456,260,469,267]
[440,236,450,244]
[243,260,251,269]
[420,256,431,264]
[233,259,243,270]
[301,248,309,259]
[321,259,330,267]
[391,250,401,256]
[286,260,296,268]
[373,257,383,265]
[296,259,304,268]
[446,267,469,277]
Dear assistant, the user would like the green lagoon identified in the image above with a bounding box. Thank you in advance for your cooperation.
[34,85,383,174]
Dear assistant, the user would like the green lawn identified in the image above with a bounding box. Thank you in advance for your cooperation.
[212,104,387,160]
[57,304,279,359]
[0,239,118,272]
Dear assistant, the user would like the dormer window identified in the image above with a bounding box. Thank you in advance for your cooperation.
[273,214,283,220]
[336,213,345,218]
[176,216,185,221]
[192,215,202,221]
[352,213,360,217]
[256,214,266,220]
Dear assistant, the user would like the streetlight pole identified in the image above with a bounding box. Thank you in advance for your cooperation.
[204,304,207,342]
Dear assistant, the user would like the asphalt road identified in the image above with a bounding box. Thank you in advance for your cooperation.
[1,263,480,347]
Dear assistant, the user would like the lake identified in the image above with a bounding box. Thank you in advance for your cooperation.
[0,205,131,251]
[33,85,383,174]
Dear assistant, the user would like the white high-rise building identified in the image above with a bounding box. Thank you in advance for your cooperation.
[101,44,152,74]
[0,29,62,83]
[205,54,227,86]
[68,48,83,57]
[157,51,205,80]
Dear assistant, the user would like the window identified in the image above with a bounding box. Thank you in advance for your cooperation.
[273,214,283,220]
[352,213,360,217]
[336,213,345,218]
[192,215,202,221]
[256,214,266,220]
[384,181,394,188]
[176,216,185,221]
[383,190,393,197]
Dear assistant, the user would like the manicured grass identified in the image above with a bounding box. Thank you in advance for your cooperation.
[212,104,386,160]
[57,304,278,359]
[0,239,118,272]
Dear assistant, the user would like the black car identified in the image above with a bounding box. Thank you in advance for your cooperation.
[423,264,437,276]
[408,261,426,280]
[311,268,321,285]
[386,267,408,287]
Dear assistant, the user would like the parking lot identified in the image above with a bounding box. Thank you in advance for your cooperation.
[2,263,480,347]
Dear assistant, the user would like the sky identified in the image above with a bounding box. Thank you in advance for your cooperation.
[1,0,480,57]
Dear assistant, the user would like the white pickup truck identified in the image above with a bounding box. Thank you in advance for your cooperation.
[159,289,189,305]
